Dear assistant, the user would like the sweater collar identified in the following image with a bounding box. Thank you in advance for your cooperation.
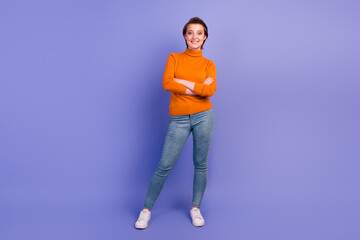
[184,48,202,57]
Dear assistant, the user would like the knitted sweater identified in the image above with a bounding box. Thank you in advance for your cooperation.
[162,48,217,116]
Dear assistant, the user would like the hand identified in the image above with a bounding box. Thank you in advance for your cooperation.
[203,77,214,85]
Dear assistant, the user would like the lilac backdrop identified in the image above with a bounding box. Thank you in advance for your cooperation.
[1,0,359,239]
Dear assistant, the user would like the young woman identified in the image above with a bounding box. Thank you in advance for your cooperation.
[135,17,217,229]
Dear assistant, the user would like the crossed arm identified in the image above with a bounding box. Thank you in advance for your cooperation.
[174,77,214,95]
[162,54,217,97]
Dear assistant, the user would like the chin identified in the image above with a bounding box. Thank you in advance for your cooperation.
[190,45,200,50]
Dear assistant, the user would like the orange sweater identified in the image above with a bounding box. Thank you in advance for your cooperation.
[163,48,217,116]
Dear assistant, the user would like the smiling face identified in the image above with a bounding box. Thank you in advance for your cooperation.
[184,24,207,51]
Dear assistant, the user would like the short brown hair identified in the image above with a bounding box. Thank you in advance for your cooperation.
[182,17,208,50]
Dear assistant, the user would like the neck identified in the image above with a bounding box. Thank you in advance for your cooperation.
[184,48,202,57]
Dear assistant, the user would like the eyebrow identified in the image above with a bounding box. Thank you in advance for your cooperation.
[187,30,203,32]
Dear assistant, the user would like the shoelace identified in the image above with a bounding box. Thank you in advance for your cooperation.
[192,209,203,220]
[138,210,150,221]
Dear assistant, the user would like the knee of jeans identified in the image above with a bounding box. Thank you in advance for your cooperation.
[155,165,173,177]
[194,162,207,171]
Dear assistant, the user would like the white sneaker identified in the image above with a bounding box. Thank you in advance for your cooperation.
[190,207,205,227]
[135,209,151,229]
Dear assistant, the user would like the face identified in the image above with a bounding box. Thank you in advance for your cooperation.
[184,24,207,51]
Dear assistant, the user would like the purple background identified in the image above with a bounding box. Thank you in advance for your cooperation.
[1,0,359,239]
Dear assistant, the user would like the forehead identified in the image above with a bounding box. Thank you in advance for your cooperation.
[186,24,204,31]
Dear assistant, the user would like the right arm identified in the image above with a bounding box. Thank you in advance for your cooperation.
[162,54,188,94]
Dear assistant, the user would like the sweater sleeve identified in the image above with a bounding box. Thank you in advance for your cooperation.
[192,60,217,97]
[162,54,187,94]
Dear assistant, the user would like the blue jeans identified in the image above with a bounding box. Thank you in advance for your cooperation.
[144,109,215,210]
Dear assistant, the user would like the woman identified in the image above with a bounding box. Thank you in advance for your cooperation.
[135,17,217,229]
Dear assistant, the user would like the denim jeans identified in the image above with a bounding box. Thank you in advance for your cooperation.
[144,108,215,210]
